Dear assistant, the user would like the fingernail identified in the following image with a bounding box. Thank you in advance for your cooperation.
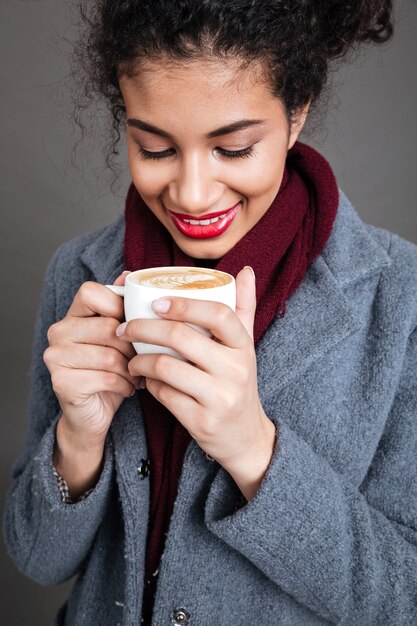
[152,298,171,313]
[244,266,255,280]
[122,270,131,274]
[116,321,128,336]
[135,377,146,390]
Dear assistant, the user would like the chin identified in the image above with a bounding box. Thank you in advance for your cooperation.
[177,240,230,259]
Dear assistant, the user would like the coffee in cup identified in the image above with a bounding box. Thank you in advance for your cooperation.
[128,267,232,290]
[105,266,236,360]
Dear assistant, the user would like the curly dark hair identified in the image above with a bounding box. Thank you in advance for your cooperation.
[73,0,393,171]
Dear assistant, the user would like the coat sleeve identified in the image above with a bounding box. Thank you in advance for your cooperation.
[204,325,417,625]
[2,246,115,586]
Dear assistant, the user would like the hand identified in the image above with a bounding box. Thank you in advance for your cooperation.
[117,266,276,500]
[43,271,142,446]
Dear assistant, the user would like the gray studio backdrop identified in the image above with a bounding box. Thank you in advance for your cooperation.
[1,1,416,624]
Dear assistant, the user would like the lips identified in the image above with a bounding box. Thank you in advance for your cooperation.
[168,202,241,239]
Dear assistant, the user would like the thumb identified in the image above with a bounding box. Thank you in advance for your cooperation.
[113,270,131,286]
[235,266,257,341]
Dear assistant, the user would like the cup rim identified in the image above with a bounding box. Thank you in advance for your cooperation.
[125,266,235,287]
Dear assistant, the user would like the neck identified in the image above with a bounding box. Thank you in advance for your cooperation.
[192,257,220,269]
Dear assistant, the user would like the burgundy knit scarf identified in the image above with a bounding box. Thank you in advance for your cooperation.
[123,140,339,622]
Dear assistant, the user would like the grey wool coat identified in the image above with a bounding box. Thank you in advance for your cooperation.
[3,189,417,626]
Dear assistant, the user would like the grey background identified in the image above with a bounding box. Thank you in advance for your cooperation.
[1,0,416,624]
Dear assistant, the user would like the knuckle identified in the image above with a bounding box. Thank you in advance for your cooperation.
[104,349,121,370]
[217,305,231,327]
[154,353,172,378]
[50,370,65,397]
[47,322,59,344]
[156,383,170,404]
[220,389,236,412]
[43,345,55,368]
[79,281,97,302]
[167,321,185,346]
[103,371,120,389]
[199,415,217,439]
[104,316,120,335]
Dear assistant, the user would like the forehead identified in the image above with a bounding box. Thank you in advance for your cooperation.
[119,57,286,130]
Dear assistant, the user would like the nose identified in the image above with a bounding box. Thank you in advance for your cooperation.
[168,152,220,215]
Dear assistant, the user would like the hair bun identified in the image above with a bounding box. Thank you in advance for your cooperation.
[318,0,393,59]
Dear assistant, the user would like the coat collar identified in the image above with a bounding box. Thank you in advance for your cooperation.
[320,190,391,287]
[80,189,392,406]
[80,213,126,286]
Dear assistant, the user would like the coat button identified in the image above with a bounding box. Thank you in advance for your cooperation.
[171,607,190,625]
[137,458,151,479]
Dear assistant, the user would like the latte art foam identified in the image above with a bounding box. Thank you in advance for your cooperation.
[131,268,232,290]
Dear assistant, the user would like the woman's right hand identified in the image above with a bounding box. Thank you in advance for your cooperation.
[43,270,142,446]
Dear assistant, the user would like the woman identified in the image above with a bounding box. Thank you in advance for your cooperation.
[3,1,417,625]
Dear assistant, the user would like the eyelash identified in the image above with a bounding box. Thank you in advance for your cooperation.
[137,146,255,161]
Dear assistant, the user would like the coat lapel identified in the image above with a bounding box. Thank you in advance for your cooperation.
[255,254,363,402]
[255,190,392,409]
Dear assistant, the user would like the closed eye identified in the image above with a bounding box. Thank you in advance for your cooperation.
[218,146,255,159]
[137,147,172,160]
[137,145,256,160]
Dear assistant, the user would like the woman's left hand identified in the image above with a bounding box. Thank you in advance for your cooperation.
[116,266,277,500]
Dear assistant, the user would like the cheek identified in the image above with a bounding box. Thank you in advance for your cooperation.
[127,147,167,197]
[238,159,286,200]
[236,138,288,199]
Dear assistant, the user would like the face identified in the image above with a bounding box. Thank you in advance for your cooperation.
[119,58,309,259]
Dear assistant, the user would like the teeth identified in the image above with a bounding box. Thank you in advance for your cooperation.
[182,213,227,225]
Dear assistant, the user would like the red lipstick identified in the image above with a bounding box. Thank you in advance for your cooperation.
[168,202,241,240]
[169,203,240,221]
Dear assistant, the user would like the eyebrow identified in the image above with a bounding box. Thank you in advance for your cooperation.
[126,117,266,139]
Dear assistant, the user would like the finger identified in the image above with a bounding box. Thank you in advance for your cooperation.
[44,342,141,388]
[51,365,137,400]
[235,266,257,341]
[126,298,247,350]
[128,352,212,404]
[118,318,226,373]
[67,279,126,320]
[113,270,131,286]
[48,316,136,361]
[144,377,200,429]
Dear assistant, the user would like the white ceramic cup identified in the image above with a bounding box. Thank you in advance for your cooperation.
[105,266,236,361]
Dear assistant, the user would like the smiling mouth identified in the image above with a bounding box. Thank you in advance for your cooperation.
[168,202,241,239]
